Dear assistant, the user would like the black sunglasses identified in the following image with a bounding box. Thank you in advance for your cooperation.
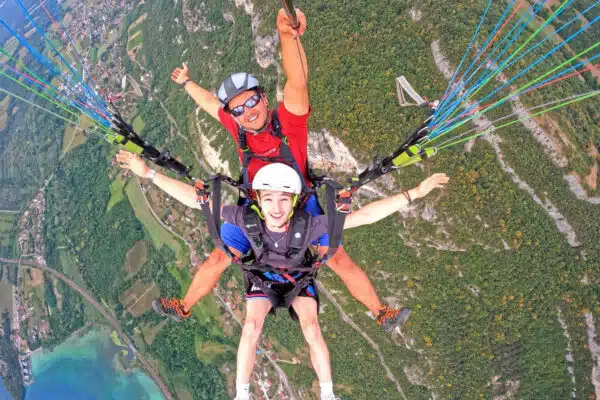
[228,94,262,117]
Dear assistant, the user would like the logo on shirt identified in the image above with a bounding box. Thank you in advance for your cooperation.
[255,146,279,157]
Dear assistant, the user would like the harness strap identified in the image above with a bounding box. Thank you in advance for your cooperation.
[237,104,312,193]
[246,270,317,310]
[322,178,350,260]
[195,178,234,258]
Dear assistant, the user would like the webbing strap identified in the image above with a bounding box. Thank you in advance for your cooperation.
[323,179,348,259]
[196,178,234,258]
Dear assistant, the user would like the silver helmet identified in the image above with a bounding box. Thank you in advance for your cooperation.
[217,72,260,108]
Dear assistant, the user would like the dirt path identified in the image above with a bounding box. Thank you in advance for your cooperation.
[134,176,189,245]
[318,283,408,400]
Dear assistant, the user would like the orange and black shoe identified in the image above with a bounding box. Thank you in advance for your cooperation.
[377,305,412,332]
[152,298,191,322]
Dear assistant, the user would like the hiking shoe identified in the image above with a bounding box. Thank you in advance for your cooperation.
[377,305,411,332]
[152,298,191,322]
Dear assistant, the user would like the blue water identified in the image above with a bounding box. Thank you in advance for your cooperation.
[24,328,164,400]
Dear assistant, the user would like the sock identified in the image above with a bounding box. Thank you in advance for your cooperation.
[235,381,250,399]
[320,381,334,399]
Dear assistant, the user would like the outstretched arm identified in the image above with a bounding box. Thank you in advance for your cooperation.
[344,173,450,229]
[172,63,221,121]
[116,150,200,209]
[278,8,309,116]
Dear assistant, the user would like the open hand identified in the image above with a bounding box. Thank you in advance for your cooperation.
[171,63,190,85]
[116,150,151,178]
[277,8,307,38]
[414,173,449,199]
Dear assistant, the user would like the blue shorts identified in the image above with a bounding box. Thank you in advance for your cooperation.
[221,194,326,254]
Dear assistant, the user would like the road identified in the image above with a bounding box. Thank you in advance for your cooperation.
[0,257,174,400]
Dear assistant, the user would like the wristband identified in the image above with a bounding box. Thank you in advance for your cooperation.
[147,169,156,183]
[402,190,412,204]
[182,78,192,87]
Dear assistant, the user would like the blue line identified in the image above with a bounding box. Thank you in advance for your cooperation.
[433,0,577,134]
[437,0,549,120]
[437,0,495,113]
[433,0,547,125]
[0,18,59,76]
[436,0,517,117]
[47,0,108,113]
[431,52,600,139]
[1,63,110,125]
[433,13,600,137]
[12,0,104,110]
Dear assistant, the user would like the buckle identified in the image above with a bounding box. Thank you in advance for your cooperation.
[336,190,353,213]
[194,181,210,205]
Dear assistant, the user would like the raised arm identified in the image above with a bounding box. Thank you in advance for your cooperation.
[344,173,450,229]
[116,150,200,209]
[278,8,309,116]
[171,63,221,121]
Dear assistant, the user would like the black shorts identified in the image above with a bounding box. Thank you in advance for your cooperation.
[243,272,319,321]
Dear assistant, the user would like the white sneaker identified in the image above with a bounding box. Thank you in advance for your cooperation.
[321,394,341,400]
[234,395,253,400]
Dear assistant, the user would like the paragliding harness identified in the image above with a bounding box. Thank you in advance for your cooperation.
[192,173,346,319]
[240,204,322,319]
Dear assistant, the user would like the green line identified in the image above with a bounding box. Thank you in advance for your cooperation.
[1,46,58,94]
[1,46,110,125]
[429,40,600,143]
[437,0,575,130]
[0,68,112,136]
[0,84,111,141]
[468,0,572,101]
[0,85,86,126]
[438,90,600,150]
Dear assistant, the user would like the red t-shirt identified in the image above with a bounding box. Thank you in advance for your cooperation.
[218,103,310,184]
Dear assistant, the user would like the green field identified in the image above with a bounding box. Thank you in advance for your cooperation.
[0,212,18,246]
[106,176,126,212]
[0,95,11,131]
[125,180,182,254]
[124,240,148,275]
[61,115,95,154]
[57,249,104,322]
[132,115,145,133]
[127,31,144,51]
[0,280,13,321]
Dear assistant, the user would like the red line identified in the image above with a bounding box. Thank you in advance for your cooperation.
[523,61,600,93]
[451,61,600,122]
[2,63,110,120]
[37,0,104,98]
[482,0,524,55]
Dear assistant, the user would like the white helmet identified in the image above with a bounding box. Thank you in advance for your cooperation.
[252,163,302,195]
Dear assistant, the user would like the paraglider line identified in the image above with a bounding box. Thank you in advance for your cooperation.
[435,0,575,124]
[435,90,600,150]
